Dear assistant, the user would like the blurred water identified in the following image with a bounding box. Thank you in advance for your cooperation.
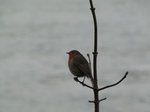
[0,0,150,112]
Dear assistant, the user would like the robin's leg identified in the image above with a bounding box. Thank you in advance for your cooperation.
[74,77,78,82]
[82,76,86,83]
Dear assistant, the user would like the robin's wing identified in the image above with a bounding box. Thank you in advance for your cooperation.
[73,55,91,77]
[73,55,95,86]
[79,64,91,77]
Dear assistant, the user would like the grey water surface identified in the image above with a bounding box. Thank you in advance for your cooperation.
[0,0,150,112]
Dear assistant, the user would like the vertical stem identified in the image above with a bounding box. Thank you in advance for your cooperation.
[89,0,99,112]
[93,89,99,112]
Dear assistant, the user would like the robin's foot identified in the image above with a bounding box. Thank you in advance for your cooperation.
[82,77,86,84]
[74,77,78,82]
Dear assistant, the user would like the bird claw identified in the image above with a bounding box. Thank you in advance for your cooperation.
[74,77,86,86]
[82,77,86,83]
[74,77,78,82]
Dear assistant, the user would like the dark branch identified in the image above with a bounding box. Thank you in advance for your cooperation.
[89,0,98,82]
[89,98,106,103]
[99,98,107,102]
[98,71,128,91]
[74,77,94,90]
[89,100,95,103]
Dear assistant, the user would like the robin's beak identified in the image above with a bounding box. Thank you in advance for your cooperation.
[66,52,69,54]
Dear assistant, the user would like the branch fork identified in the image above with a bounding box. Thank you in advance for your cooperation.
[74,71,128,91]
[89,98,107,103]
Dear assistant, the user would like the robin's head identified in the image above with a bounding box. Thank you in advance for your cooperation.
[67,50,80,58]
[67,50,80,55]
[67,50,80,66]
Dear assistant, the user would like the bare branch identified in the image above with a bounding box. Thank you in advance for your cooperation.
[89,98,106,103]
[89,100,95,103]
[98,72,128,91]
[74,77,94,90]
[99,98,107,102]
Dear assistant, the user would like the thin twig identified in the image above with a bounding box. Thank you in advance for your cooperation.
[89,98,106,103]
[99,98,107,102]
[74,77,94,90]
[98,72,128,91]
[89,100,95,103]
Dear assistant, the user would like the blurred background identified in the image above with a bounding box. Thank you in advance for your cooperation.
[0,0,150,112]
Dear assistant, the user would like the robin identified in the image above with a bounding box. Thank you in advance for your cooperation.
[67,50,94,86]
